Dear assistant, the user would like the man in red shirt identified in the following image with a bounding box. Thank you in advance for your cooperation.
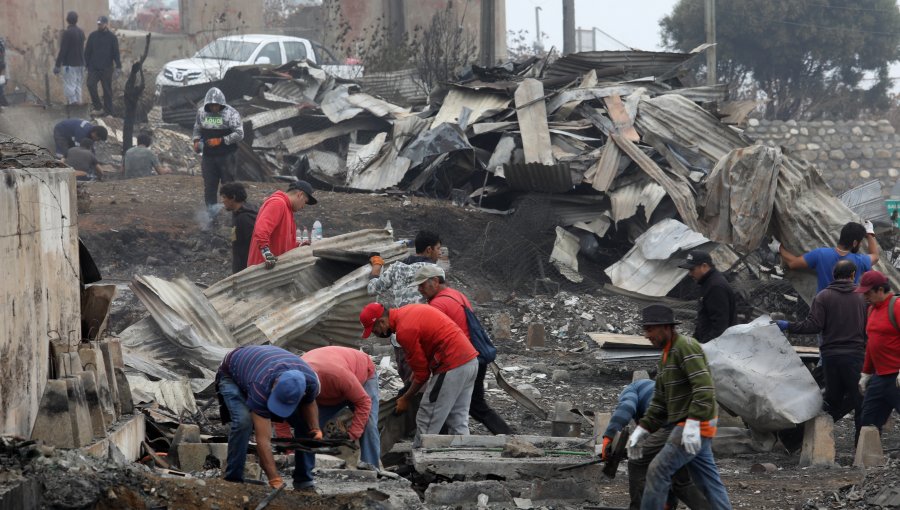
[301,347,381,471]
[360,302,479,446]
[854,270,900,433]
[247,180,317,270]
[414,265,512,435]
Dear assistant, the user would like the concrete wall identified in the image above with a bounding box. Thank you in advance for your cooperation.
[745,119,900,196]
[0,163,80,437]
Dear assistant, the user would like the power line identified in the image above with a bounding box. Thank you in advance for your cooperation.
[770,20,900,37]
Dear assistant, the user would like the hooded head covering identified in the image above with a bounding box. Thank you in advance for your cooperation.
[203,87,228,112]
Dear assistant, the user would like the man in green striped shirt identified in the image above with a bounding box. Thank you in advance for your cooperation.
[627,304,732,510]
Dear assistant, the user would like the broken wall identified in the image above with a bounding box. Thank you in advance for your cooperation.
[0,163,80,437]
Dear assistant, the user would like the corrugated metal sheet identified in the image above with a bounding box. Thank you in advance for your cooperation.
[432,88,510,128]
[321,84,410,124]
[281,117,386,154]
[605,219,710,297]
[347,116,429,190]
[545,50,695,79]
[610,181,667,223]
[245,105,306,131]
[357,68,425,105]
[127,376,199,415]
[840,180,889,224]
[503,162,574,193]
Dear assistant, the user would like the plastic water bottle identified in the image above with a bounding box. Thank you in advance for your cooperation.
[385,220,394,238]
[312,220,323,243]
[296,227,302,245]
[301,227,309,245]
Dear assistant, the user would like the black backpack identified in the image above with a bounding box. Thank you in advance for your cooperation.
[434,293,498,364]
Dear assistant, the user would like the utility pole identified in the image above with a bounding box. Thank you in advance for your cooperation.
[705,0,716,85]
[562,0,575,55]
[534,6,543,53]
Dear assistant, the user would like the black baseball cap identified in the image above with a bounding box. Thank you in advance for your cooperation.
[287,180,317,205]
[678,250,712,269]
[97,15,109,24]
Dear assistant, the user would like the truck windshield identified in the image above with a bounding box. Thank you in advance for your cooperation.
[195,40,258,61]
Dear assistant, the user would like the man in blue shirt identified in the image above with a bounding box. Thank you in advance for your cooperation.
[216,345,320,490]
[52,118,107,158]
[774,221,879,292]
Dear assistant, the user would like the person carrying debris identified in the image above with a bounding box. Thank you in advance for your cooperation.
[191,86,244,210]
[83,16,121,116]
[216,345,321,490]
[627,304,732,509]
[678,250,737,343]
[359,302,478,447]
[123,131,170,178]
[52,118,107,158]
[301,347,381,475]
[219,182,257,274]
[247,180,316,270]
[368,230,443,385]
[603,379,709,510]
[772,221,879,292]
[53,11,86,106]
[776,260,867,438]
[414,264,513,435]
[853,270,900,433]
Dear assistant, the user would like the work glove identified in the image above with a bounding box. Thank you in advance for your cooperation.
[261,246,278,270]
[268,476,284,489]
[369,255,384,267]
[864,220,875,236]
[114,68,122,80]
[53,66,61,75]
[394,395,409,415]
[192,140,202,153]
[775,320,789,331]
[626,426,649,460]
[859,373,872,395]
[309,428,323,440]
[768,237,782,255]
[682,419,701,455]
[206,137,223,148]
[600,436,612,461]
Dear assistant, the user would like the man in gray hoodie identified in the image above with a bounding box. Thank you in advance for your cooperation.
[777,259,868,436]
[191,87,243,209]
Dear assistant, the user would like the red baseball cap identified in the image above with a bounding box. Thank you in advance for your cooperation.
[854,270,888,293]
[359,302,385,338]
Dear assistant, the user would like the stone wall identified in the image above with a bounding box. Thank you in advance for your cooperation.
[744,119,900,196]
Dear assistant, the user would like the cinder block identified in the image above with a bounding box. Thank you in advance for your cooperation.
[854,426,885,468]
[99,342,120,416]
[78,371,108,439]
[79,347,116,425]
[632,370,650,382]
[65,376,93,447]
[30,380,77,448]
[526,323,546,348]
[173,424,201,446]
[493,313,512,340]
[208,442,228,465]
[529,477,602,502]
[425,480,513,506]
[799,414,835,467]
[113,368,134,415]
[177,443,210,472]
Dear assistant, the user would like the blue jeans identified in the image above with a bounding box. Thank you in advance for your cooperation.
[295,376,381,487]
[218,375,254,482]
[860,372,900,432]
[642,427,732,510]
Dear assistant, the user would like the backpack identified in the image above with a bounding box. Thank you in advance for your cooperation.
[435,293,497,364]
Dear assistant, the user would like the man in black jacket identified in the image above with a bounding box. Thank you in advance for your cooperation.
[54,11,86,106]
[219,182,257,274]
[678,250,737,343]
[776,260,867,437]
[84,16,121,116]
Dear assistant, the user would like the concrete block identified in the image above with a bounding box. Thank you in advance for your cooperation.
[105,339,125,369]
[632,370,650,382]
[425,480,513,506]
[493,313,512,340]
[173,424,201,446]
[113,368,134,415]
[0,477,42,510]
[65,376,94,447]
[30,380,77,448]
[99,342,120,416]
[854,426,885,468]
[799,414,835,467]
[79,347,116,425]
[55,352,83,377]
[526,323,545,348]
[750,462,777,474]
[529,477,602,502]
[592,412,611,447]
[207,442,228,466]
[78,371,108,439]
[83,413,146,462]
[315,454,347,469]
[177,443,211,472]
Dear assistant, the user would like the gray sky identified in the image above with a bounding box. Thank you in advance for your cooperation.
[505,0,678,52]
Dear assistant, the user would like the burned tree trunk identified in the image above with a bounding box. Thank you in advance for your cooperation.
[123,33,151,157]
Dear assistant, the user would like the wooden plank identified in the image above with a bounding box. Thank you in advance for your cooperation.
[587,332,655,350]
[584,141,623,192]
[603,94,640,142]
[514,78,554,165]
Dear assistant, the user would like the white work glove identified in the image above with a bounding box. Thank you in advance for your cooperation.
[627,426,650,460]
[859,373,872,395]
[768,237,781,255]
[682,419,701,455]
[864,220,875,236]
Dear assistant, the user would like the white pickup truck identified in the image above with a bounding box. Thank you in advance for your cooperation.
[155,34,363,90]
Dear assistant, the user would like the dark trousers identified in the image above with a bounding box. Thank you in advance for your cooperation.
[201,153,236,207]
[860,372,900,432]
[86,68,113,114]
[628,426,711,510]
[821,354,864,437]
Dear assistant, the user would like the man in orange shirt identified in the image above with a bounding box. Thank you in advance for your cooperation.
[414,265,512,435]
[360,302,478,446]
[301,347,381,472]
[247,180,316,269]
